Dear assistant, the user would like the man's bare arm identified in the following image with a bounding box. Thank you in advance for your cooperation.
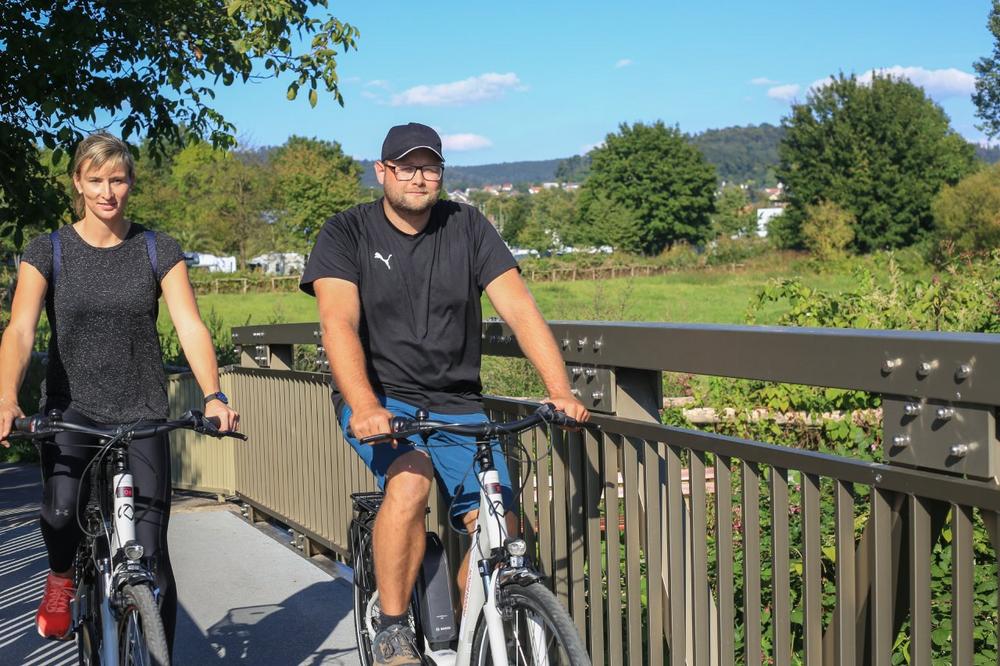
[485,268,590,422]
[313,277,392,438]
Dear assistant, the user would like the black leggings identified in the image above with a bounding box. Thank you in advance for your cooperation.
[39,407,176,649]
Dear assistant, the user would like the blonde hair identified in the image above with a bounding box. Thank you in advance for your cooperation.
[72,132,135,218]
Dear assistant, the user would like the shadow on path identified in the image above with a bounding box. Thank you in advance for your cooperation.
[0,462,76,666]
[175,579,356,664]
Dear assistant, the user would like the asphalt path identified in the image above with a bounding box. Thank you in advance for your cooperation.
[0,462,360,665]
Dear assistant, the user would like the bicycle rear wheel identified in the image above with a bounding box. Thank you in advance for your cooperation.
[117,583,170,666]
[352,523,378,666]
[74,552,101,665]
[471,582,590,665]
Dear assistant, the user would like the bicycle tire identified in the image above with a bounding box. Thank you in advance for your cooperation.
[117,583,170,666]
[75,552,101,665]
[352,526,377,666]
[471,582,590,665]
[75,579,100,665]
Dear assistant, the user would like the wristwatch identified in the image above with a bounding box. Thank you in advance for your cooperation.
[203,392,229,405]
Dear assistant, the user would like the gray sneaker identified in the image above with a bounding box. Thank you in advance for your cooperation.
[371,623,421,666]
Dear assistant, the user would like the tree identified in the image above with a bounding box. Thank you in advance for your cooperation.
[973,1,1000,139]
[578,121,717,254]
[576,192,644,253]
[932,163,1000,253]
[710,185,756,238]
[517,188,577,253]
[155,141,272,264]
[777,74,976,251]
[1,1,359,242]
[800,201,855,262]
[270,136,362,250]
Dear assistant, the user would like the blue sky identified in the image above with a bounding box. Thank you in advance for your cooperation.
[203,1,996,165]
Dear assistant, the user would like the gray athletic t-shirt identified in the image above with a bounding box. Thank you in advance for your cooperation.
[21,224,184,423]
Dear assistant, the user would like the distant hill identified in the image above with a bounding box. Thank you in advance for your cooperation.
[358,159,565,190]
[688,124,785,186]
[356,126,999,192]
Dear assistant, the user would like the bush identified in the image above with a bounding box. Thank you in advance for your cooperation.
[932,163,1000,253]
[800,200,855,263]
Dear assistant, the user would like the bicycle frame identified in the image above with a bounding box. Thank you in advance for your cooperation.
[452,462,510,666]
[78,440,155,665]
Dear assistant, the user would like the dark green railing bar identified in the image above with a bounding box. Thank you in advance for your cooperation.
[715,456,735,666]
[644,439,665,666]
[835,481,856,665]
[666,444,686,663]
[908,495,932,666]
[802,473,822,665]
[770,467,791,666]
[691,451,709,665]
[742,461,762,665]
[952,505,974,664]
[871,488,893,664]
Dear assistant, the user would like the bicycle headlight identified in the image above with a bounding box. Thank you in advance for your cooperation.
[123,540,144,561]
[505,538,527,557]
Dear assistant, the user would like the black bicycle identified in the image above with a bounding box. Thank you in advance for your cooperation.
[348,403,594,666]
[11,409,247,666]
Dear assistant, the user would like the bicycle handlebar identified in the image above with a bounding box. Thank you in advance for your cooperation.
[11,409,248,442]
[350,403,597,445]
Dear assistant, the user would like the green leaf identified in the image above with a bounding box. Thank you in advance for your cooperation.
[309,88,318,108]
[287,84,298,101]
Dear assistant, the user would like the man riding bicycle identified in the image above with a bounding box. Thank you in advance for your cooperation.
[301,122,589,666]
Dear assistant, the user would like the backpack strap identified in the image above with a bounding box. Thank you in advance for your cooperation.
[144,230,158,278]
[50,230,62,285]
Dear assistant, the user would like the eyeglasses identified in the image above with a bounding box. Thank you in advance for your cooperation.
[384,163,444,182]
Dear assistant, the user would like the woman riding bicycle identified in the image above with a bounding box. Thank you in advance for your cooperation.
[0,131,239,654]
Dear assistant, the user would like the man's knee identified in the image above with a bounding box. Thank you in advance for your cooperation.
[385,451,433,505]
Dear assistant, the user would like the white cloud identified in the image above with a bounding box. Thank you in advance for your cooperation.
[767,84,801,101]
[810,66,976,98]
[750,77,779,85]
[442,133,493,151]
[365,79,390,89]
[360,90,380,101]
[580,141,604,154]
[390,73,524,106]
[615,58,633,69]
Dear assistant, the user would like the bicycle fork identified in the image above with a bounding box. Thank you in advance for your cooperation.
[453,467,510,666]
[97,449,141,663]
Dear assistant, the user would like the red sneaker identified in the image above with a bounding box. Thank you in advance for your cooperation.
[36,573,74,639]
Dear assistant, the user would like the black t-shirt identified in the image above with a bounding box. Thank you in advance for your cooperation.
[300,199,518,414]
[20,224,184,423]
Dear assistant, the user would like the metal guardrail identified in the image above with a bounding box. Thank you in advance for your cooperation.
[168,321,1000,665]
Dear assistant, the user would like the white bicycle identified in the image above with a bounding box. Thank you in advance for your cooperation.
[348,403,592,665]
[12,410,246,666]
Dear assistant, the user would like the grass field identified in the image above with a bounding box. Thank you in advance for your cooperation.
[165,256,879,333]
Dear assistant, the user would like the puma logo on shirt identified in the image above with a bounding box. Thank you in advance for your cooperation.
[374,252,392,270]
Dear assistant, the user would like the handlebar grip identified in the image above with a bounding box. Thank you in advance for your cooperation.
[549,411,579,428]
[346,416,414,442]
[13,416,38,433]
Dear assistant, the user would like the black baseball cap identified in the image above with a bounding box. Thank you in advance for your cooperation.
[380,122,445,162]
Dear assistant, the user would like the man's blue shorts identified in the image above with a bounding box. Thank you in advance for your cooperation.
[340,396,514,531]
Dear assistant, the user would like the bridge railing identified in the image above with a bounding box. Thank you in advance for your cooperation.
[168,320,1000,665]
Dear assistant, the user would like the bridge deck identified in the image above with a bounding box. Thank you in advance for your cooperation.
[0,463,360,665]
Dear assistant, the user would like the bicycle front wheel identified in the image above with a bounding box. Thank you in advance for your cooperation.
[471,582,590,665]
[117,583,170,666]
